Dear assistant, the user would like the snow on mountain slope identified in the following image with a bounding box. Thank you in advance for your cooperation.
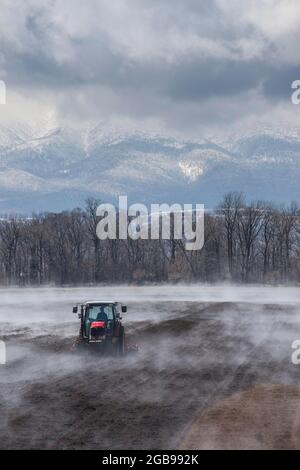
[0,169,48,192]
[0,121,299,213]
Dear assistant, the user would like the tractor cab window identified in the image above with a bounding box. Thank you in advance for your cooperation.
[85,304,115,325]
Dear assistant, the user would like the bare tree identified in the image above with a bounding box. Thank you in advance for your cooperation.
[218,192,243,280]
[236,201,264,282]
[85,198,102,282]
[0,218,21,284]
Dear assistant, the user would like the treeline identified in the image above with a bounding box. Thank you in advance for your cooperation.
[0,193,299,286]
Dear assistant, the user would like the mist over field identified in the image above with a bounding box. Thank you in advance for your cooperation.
[1,285,300,449]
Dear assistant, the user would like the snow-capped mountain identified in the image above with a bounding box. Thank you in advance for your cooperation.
[0,121,300,213]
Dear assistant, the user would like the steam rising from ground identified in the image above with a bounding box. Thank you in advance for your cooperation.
[1,285,300,449]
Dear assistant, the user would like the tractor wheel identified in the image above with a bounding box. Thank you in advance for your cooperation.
[71,336,84,352]
[118,327,126,357]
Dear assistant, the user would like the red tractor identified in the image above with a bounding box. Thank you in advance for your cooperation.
[73,301,127,356]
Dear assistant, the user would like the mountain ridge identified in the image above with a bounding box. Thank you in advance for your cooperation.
[0,122,299,213]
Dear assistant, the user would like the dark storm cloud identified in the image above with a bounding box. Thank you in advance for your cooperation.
[1,38,271,101]
[164,59,267,101]
[262,65,300,101]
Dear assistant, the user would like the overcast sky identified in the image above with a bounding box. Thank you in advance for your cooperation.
[0,0,300,137]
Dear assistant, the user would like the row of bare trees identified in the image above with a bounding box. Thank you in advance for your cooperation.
[0,193,299,285]
[217,193,299,283]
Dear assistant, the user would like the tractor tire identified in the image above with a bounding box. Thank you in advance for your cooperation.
[71,336,85,353]
[118,327,126,357]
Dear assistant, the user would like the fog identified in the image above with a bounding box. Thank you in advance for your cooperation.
[1,285,300,449]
